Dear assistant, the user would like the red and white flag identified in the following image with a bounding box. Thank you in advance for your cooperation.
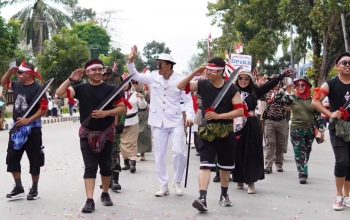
[234,43,244,54]
[224,63,235,80]
[112,62,118,72]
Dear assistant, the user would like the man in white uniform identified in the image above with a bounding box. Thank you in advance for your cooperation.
[127,46,194,196]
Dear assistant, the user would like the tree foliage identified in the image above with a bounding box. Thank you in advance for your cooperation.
[99,47,126,75]
[72,7,96,23]
[9,0,77,56]
[71,22,111,59]
[37,28,89,90]
[0,17,21,75]
[142,40,171,71]
[207,0,350,85]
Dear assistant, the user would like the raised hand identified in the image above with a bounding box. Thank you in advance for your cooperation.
[69,68,85,82]
[282,68,296,78]
[128,45,138,63]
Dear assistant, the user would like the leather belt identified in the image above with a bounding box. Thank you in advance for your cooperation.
[125,112,137,119]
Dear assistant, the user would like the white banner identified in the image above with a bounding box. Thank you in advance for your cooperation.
[230,54,252,72]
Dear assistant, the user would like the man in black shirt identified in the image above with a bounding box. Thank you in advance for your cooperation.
[178,57,244,212]
[312,52,350,211]
[56,59,126,213]
[1,61,48,201]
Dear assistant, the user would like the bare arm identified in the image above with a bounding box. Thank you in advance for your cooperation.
[1,67,17,88]
[311,83,333,118]
[205,91,244,120]
[127,45,153,84]
[177,67,205,92]
[15,105,48,127]
[91,103,127,119]
[56,68,84,98]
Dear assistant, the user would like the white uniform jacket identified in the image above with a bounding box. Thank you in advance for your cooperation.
[128,63,195,128]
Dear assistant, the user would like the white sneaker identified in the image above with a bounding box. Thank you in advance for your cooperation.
[174,183,183,196]
[333,196,344,211]
[155,187,169,197]
[343,197,350,208]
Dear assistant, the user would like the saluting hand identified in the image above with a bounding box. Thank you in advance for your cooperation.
[70,68,85,82]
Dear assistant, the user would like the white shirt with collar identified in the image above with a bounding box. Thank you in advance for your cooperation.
[128,63,194,128]
[124,89,148,126]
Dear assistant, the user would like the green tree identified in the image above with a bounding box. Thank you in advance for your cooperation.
[71,22,111,59]
[37,28,89,90]
[8,0,77,56]
[99,47,126,75]
[0,17,21,76]
[72,7,96,23]
[142,40,171,71]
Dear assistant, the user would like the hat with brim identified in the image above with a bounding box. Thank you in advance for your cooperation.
[294,76,312,87]
[156,54,176,64]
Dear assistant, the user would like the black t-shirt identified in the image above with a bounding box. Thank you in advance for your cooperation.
[197,79,238,124]
[74,82,122,131]
[327,76,350,112]
[12,81,43,121]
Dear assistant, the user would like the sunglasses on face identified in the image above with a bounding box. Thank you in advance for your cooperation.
[339,61,350,66]
[89,67,103,72]
[296,83,306,88]
[17,70,26,75]
[238,77,250,81]
[131,80,138,85]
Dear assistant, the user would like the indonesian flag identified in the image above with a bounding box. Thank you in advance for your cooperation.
[208,33,212,49]
[112,62,118,72]
[224,63,235,81]
[234,43,244,54]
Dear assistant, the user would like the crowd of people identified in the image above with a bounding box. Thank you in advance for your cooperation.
[1,50,350,214]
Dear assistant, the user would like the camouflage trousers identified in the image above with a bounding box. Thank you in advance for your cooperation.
[111,134,122,172]
[290,127,315,178]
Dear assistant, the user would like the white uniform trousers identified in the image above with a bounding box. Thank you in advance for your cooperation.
[152,125,187,188]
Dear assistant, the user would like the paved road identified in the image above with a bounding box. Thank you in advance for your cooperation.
[0,121,349,219]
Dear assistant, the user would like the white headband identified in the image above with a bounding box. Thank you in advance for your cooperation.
[18,65,32,72]
[86,63,103,71]
[337,57,350,64]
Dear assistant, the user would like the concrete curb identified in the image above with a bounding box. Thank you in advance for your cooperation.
[2,115,80,131]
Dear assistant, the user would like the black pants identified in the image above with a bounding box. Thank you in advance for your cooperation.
[80,138,113,178]
[6,128,43,175]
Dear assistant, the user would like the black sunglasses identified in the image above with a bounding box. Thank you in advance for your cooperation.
[340,61,350,66]
[17,70,25,75]
[131,80,138,85]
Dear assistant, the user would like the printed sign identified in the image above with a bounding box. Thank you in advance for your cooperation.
[230,54,252,72]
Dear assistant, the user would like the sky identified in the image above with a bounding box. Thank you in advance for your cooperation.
[0,0,222,73]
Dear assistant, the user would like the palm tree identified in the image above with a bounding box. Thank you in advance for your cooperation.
[8,0,77,56]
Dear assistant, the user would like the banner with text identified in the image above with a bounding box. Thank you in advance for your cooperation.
[230,54,252,72]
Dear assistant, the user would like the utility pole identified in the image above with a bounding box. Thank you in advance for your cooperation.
[290,25,294,69]
[341,12,349,51]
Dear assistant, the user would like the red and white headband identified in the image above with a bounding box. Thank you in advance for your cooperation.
[86,63,103,71]
[337,56,350,64]
[206,63,225,71]
[18,62,43,81]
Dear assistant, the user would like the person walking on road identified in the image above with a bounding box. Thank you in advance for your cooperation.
[1,61,48,201]
[312,52,350,211]
[177,57,244,212]
[232,70,293,194]
[120,79,147,173]
[283,77,325,184]
[56,59,126,213]
[127,46,194,197]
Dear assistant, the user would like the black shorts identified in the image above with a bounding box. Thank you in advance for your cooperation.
[199,132,236,171]
[6,128,43,175]
[80,138,113,178]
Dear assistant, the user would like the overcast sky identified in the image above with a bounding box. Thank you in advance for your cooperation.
[1,0,221,73]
